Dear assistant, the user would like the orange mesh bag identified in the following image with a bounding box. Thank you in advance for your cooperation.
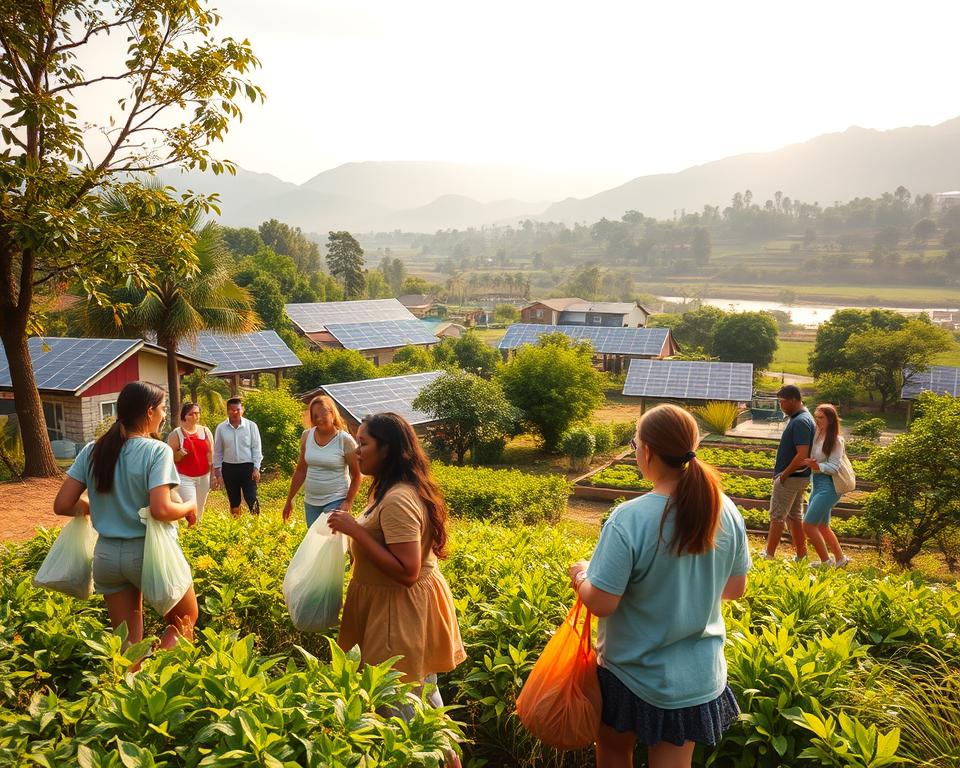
[516,598,602,750]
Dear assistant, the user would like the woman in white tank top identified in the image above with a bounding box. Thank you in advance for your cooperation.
[283,395,361,527]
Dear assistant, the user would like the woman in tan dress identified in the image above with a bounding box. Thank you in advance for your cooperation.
[327,412,466,707]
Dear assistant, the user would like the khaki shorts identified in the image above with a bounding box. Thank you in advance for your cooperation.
[93,536,144,595]
[769,475,810,522]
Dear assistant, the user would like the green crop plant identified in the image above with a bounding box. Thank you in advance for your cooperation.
[693,401,743,435]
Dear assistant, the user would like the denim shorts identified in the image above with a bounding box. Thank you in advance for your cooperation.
[93,536,145,595]
[304,497,347,528]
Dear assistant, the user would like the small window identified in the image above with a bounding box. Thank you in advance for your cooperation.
[101,401,118,420]
[592,315,602,324]
[535,309,544,319]
[42,402,65,442]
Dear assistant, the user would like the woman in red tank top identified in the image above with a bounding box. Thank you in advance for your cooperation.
[167,403,214,521]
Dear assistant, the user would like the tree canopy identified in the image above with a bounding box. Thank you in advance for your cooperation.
[499,333,604,450]
[0,0,262,475]
[413,371,516,465]
[292,349,378,392]
[326,231,366,299]
[711,311,779,371]
[809,308,909,377]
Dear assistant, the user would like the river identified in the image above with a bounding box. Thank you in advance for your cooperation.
[656,296,958,328]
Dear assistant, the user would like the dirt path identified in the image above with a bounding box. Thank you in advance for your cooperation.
[0,478,65,542]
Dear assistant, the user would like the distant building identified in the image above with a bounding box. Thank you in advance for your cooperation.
[397,294,434,318]
[284,299,438,365]
[0,337,213,448]
[935,191,960,210]
[931,310,960,331]
[520,298,650,327]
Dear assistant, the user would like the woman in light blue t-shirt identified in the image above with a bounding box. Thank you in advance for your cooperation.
[569,404,750,768]
[54,381,198,653]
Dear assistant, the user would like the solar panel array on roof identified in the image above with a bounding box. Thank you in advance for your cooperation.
[320,371,444,425]
[325,320,438,351]
[186,331,301,376]
[622,359,754,402]
[901,365,960,399]
[0,337,140,394]
[498,324,669,357]
[284,299,416,333]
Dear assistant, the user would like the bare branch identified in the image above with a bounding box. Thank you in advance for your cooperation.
[49,71,143,94]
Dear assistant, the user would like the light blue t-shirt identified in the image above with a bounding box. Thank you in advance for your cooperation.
[587,492,751,709]
[67,438,180,539]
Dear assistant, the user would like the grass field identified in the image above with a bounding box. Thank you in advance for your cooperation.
[771,339,814,376]
[471,327,506,345]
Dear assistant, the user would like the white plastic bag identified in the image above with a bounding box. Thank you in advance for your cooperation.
[139,508,192,616]
[833,453,857,495]
[33,515,98,599]
[283,513,347,632]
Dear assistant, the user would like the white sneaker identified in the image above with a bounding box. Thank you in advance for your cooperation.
[759,552,776,561]
[808,560,831,569]
[835,556,851,568]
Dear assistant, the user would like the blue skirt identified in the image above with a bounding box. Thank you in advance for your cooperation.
[597,666,740,746]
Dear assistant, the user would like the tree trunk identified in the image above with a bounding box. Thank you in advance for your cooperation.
[892,539,923,569]
[163,337,182,428]
[0,327,60,477]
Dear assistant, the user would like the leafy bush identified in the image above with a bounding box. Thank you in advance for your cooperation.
[588,463,653,491]
[721,473,774,500]
[851,417,886,441]
[241,387,305,473]
[562,427,595,471]
[432,464,569,525]
[847,438,878,456]
[291,348,378,392]
[693,400,743,435]
[433,333,501,377]
[699,447,775,471]
[814,372,859,408]
[499,333,604,450]
[862,392,960,566]
[589,423,612,454]
[413,371,517,466]
[610,420,636,448]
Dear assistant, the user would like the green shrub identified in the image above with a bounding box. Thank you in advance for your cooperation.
[610,420,636,448]
[699,447,775,471]
[562,427,595,472]
[589,463,652,491]
[814,372,859,408]
[693,400,743,435]
[432,464,569,525]
[590,423,613,454]
[291,348,378,392]
[851,417,886,441]
[241,387,305,474]
[847,437,878,456]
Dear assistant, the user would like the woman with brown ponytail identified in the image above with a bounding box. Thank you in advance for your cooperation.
[568,404,750,768]
[327,413,465,736]
[53,381,198,651]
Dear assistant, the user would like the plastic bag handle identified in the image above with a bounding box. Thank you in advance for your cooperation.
[569,597,594,657]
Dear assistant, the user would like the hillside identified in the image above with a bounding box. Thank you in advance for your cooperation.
[542,117,960,222]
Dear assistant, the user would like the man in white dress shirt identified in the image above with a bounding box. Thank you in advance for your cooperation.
[213,397,264,517]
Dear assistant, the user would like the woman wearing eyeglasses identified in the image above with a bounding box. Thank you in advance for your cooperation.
[568,404,750,768]
[167,402,214,521]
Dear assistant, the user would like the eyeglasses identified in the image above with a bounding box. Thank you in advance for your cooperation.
[630,437,638,450]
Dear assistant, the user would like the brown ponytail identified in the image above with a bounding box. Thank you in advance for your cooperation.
[91,381,166,492]
[638,403,723,555]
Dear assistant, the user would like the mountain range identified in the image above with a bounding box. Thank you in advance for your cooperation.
[155,117,960,234]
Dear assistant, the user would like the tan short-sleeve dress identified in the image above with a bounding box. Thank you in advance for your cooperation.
[338,482,466,682]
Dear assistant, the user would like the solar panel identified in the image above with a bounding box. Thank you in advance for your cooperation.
[622,359,754,402]
[901,365,960,399]
[184,331,302,376]
[325,320,438,351]
[0,337,141,394]
[285,299,416,333]
[498,324,669,357]
[320,371,444,425]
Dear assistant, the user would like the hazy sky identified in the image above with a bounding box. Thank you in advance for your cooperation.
[77,0,960,195]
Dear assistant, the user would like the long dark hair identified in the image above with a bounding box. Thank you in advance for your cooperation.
[91,381,165,492]
[361,412,449,559]
[639,404,722,555]
[816,403,840,457]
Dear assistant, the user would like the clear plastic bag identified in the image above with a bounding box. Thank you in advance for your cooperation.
[283,513,347,632]
[33,515,98,599]
[516,598,601,750]
[139,508,192,616]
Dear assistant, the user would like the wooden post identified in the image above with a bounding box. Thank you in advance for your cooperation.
[231,374,240,396]
[905,399,914,427]
[275,369,282,388]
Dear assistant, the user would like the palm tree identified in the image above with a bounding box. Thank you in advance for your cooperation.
[81,190,258,426]
[181,370,231,423]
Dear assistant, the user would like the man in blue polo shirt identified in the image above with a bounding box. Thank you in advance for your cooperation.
[764,385,814,560]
